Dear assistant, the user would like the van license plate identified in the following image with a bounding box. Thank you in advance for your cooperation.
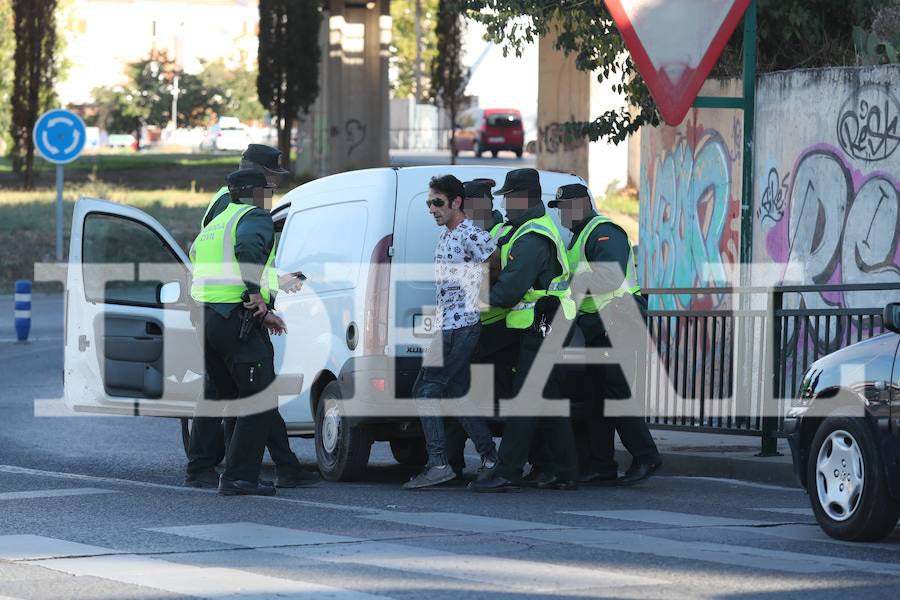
[413,314,435,337]
[488,136,504,143]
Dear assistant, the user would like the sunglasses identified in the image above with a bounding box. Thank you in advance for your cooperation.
[425,198,446,208]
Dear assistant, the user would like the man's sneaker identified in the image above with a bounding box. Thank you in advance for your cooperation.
[217,477,276,496]
[467,474,520,493]
[275,468,319,488]
[579,470,619,486]
[184,468,220,488]
[402,464,457,490]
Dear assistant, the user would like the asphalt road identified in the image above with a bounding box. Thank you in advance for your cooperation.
[1,296,899,599]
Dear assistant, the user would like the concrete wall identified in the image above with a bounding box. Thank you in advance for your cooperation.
[639,78,744,309]
[752,66,900,311]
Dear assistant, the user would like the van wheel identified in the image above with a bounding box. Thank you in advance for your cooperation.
[390,437,427,466]
[806,417,900,541]
[180,417,226,465]
[315,381,372,481]
[491,150,498,158]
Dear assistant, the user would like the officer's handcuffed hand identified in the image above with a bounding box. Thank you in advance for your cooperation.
[243,292,268,318]
[263,311,288,335]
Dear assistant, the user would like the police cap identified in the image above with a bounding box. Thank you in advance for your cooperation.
[548,183,590,207]
[495,168,540,195]
[463,178,495,199]
[241,144,289,175]
[226,167,269,192]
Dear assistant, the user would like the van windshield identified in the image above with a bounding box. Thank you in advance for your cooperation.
[486,113,521,127]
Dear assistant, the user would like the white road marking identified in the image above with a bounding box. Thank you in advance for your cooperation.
[518,529,900,576]
[360,511,571,533]
[750,507,814,517]
[149,522,357,547]
[0,488,116,501]
[561,510,770,528]
[667,476,796,491]
[751,524,900,551]
[2,535,389,599]
[152,522,665,592]
[0,535,116,561]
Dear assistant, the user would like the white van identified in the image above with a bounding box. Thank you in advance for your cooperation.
[64,166,587,480]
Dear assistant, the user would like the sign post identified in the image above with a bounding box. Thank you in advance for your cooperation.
[33,108,87,261]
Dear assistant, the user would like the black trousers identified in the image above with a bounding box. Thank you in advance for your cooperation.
[445,321,520,473]
[188,408,305,477]
[495,328,578,481]
[186,307,278,483]
[578,316,660,474]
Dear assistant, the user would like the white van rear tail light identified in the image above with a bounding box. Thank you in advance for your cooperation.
[364,234,392,356]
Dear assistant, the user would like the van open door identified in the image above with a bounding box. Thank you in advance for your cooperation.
[65,198,201,417]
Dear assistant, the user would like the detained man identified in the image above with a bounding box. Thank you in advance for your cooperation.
[402,175,499,489]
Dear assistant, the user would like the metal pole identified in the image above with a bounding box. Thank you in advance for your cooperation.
[739,0,757,283]
[55,164,64,261]
[171,75,180,129]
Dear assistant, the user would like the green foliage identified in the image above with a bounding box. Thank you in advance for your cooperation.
[431,0,469,163]
[0,0,13,155]
[89,50,266,132]
[9,0,59,188]
[391,0,439,100]
[258,0,323,172]
[455,0,894,145]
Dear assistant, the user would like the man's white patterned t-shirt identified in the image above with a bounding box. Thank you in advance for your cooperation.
[434,219,495,330]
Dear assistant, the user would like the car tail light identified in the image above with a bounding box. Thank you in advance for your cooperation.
[364,234,392,356]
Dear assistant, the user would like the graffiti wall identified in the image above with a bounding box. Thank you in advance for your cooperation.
[639,79,743,310]
[753,66,900,310]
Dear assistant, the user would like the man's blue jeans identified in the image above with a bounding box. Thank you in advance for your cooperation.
[413,323,496,467]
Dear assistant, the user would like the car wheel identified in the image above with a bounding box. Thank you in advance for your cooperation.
[390,437,427,466]
[473,141,483,157]
[806,417,900,541]
[315,381,372,481]
[515,148,523,158]
[180,417,226,465]
[491,150,498,158]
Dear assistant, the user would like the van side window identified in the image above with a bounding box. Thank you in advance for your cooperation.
[279,201,368,292]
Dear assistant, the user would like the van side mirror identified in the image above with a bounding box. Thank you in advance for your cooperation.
[158,281,182,304]
[884,303,900,334]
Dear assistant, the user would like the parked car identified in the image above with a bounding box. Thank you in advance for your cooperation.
[453,108,525,158]
[64,166,586,481]
[106,133,136,149]
[200,118,252,152]
[785,302,900,541]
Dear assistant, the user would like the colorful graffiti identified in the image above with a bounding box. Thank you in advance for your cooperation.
[762,147,900,356]
[640,123,741,310]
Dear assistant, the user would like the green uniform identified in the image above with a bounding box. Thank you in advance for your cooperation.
[491,202,578,483]
[565,212,659,477]
[186,192,307,482]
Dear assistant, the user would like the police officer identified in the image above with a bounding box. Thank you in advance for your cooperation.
[185,146,317,489]
[469,168,579,492]
[549,183,662,486]
[188,168,285,496]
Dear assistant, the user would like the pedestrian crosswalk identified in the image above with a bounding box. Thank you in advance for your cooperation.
[1,479,899,599]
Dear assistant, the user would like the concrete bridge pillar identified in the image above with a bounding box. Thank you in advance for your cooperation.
[297,0,391,176]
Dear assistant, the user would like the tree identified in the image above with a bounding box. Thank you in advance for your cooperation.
[431,0,469,164]
[456,0,894,145]
[90,51,266,132]
[258,0,323,171]
[0,0,13,155]
[391,0,439,100]
[197,57,266,123]
[9,0,59,188]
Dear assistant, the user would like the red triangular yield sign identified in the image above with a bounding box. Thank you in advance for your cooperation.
[604,0,752,125]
